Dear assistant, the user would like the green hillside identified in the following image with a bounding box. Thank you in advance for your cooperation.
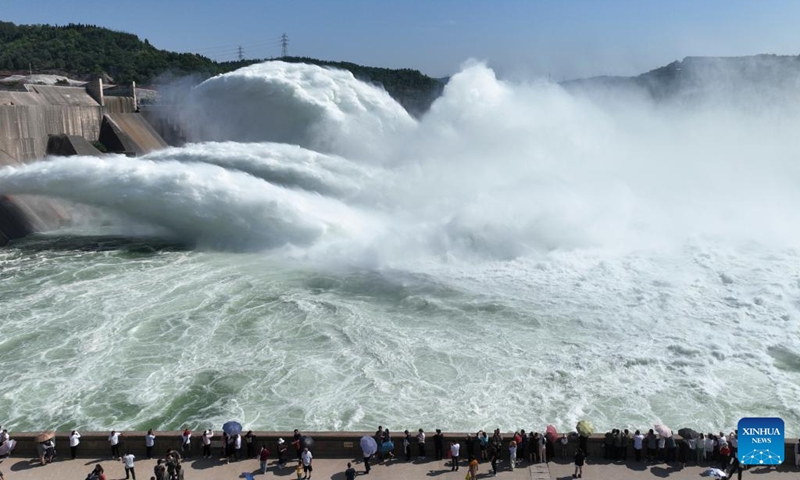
[0,21,443,115]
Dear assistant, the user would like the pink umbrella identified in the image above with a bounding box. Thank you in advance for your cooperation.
[545,425,558,443]
[654,424,673,438]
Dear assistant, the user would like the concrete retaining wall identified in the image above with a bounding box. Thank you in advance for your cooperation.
[5,431,797,464]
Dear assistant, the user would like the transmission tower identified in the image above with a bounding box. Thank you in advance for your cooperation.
[281,33,289,58]
[237,46,244,61]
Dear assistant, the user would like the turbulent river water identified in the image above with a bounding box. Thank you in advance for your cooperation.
[0,61,799,435]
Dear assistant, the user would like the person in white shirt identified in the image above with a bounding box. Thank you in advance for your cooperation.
[145,429,156,459]
[508,440,516,471]
[69,430,81,459]
[202,429,214,458]
[301,447,313,479]
[417,429,426,459]
[108,430,122,459]
[633,430,644,462]
[704,434,714,462]
[450,441,461,471]
[121,451,136,480]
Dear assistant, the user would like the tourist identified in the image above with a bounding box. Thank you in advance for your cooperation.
[43,438,56,463]
[468,458,479,480]
[450,441,460,471]
[573,448,585,478]
[478,430,488,461]
[666,434,677,462]
[109,430,122,459]
[144,428,156,459]
[697,433,706,465]
[678,438,689,469]
[403,430,411,461]
[295,463,304,480]
[234,433,242,460]
[434,428,444,461]
[174,463,184,480]
[245,430,256,458]
[539,431,547,464]
[382,428,394,460]
[225,434,235,462]
[293,429,303,461]
[181,428,191,459]
[374,426,384,461]
[165,450,179,478]
[657,433,665,462]
[646,429,657,462]
[121,451,136,480]
[36,440,47,465]
[530,432,540,463]
[560,434,569,460]
[719,442,731,470]
[153,459,166,480]
[278,437,288,467]
[796,438,800,468]
[603,430,613,459]
[728,431,738,457]
[704,433,714,463]
[508,440,516,471]
[259,444,270,474]
[345,462,356,480]
[417,428,426,459]
[89,464,106,480]
[687,435,697,464]
[621,429,630,460]
[633,430,644,462]
[362,438,372,475]
[489,446,499,476]
[70,430,81,459]
[301,447,313,479]
[202,429,213,458]
[465,433,474,462]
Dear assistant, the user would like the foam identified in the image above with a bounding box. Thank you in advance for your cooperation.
[0,60,799,436]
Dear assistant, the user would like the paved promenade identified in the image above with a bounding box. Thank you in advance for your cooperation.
[1,454,797,479]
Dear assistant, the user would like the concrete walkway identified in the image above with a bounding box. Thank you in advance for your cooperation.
[1,455,797,479]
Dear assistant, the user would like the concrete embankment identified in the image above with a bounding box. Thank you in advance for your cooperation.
[5,431,799,464]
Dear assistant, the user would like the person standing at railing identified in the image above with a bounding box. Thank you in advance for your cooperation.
[70,430,81,459]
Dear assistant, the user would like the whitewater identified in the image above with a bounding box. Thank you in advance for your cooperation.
[0,60,799,436]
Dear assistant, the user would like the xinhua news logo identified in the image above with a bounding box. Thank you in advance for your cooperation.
[737,417,784,465]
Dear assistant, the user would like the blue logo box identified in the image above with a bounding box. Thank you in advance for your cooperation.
[737,417,784,465]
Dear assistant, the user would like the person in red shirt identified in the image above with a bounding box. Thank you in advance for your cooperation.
[259,444,271,474]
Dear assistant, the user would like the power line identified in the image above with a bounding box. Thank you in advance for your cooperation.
[281,33,289,58]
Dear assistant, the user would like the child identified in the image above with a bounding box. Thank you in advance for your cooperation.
[295,463,304,480]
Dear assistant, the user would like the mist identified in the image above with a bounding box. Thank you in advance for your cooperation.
[1,59,799,258]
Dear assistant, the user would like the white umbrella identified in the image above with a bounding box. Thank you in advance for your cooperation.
[360,435,378,457]
[654,424,673,438]
[701,467,727,478]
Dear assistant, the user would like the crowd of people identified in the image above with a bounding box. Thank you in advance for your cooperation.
[1,424,799,480]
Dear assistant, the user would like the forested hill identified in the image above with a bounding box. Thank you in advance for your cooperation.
[0,21,444,115]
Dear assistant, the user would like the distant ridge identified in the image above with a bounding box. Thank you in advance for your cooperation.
[561,54,800,102]
[0,21,442,116]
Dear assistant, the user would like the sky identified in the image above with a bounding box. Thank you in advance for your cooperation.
[3,0,800,80]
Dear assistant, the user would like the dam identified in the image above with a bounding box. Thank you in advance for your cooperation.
[0,77,168,244]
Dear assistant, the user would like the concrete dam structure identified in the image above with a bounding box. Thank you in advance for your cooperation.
[0,78,168,245]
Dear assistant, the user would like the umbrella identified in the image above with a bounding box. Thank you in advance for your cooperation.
[380,440,395,453]
[654,424,673,438]
[360,435,378,456]
[0,439,16,456]
[545,425,558,443]
[301,435,314,449]
[35,431,55,443]
[678,428,699,439]
[222,421,243,436]
[701,467,728,478]
[576,420,594,437]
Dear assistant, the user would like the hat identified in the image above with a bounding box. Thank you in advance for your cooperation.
[278,438,285,444]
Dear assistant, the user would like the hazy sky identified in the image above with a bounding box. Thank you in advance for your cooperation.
[4,0,800,80]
